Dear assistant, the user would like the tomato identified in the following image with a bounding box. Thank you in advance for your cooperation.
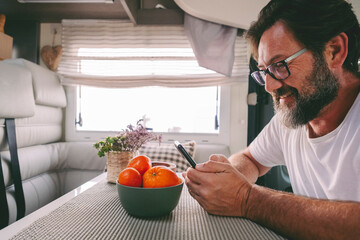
[127,155,152,176]
[142,166,181,188]
[118,167,142,187]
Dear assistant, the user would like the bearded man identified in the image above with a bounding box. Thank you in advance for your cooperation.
[183,0,360,239]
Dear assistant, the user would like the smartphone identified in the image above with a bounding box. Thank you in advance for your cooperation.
[174,141,197,168]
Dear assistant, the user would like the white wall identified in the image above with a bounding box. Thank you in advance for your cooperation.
[229,82,248,154]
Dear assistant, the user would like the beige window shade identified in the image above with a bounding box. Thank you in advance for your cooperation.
[58,20,249,88]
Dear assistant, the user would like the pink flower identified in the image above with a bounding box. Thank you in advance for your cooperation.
[94,119,161,157]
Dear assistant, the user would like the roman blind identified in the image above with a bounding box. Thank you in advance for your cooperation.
[58,20,249,88]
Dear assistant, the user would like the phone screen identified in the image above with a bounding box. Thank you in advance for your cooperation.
[174,141,197,168]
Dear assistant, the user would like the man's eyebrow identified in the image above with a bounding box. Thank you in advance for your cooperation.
[257,54,285,69]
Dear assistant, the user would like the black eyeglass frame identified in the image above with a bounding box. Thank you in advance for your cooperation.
[251,48,307,86]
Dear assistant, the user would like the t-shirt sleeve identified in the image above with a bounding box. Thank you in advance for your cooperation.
[249,115,285,167]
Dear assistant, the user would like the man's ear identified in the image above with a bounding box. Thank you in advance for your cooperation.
[324,32,348,69]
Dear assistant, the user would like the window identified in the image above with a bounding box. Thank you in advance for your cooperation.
[60,21,239,144]
[65,84,230,144]
[77,85,221,134]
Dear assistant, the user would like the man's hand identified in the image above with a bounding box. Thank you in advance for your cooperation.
[182,154,253,217]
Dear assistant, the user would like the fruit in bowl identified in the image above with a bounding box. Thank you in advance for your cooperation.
[127,155,152,176]
[118,167,142,187]
[116,155,184,217]
[142,166,182,188]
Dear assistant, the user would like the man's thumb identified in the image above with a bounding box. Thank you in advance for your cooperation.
[196,158,229,173]
[209,154,229,163]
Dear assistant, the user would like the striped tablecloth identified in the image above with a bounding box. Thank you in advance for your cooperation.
[11,180,285,240]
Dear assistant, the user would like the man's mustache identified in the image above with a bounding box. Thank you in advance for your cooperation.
[272,86,298,100]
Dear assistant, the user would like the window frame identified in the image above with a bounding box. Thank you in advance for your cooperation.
[64,85,231,145]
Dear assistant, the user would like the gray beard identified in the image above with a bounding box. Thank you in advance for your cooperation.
[273,54,340,129]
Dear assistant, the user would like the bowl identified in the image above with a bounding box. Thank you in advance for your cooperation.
[151,161,177,172]
[116,180,184,218]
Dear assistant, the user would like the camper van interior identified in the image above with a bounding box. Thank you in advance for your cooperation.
[0,0,359,238]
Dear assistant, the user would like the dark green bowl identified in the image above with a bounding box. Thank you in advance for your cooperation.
[116,180,184,218]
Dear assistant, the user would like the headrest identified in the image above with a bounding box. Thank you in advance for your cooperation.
[4,59,66,108]
[0,62,35,118]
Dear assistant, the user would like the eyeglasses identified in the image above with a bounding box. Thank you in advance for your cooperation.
[251,48,307,86]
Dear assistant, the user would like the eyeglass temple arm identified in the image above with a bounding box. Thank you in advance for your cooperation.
[284,48,307,63]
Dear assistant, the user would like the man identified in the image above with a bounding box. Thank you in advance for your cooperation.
[182,0,360,239]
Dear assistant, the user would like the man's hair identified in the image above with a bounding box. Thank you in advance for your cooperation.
[246,0,360,75]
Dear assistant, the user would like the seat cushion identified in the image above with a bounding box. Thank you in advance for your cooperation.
[0,62,35,118]
[4,58,66,108]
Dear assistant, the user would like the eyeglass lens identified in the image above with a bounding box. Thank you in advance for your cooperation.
[268,62,289,79]
[251,61,290,86]
[251,71,266,85]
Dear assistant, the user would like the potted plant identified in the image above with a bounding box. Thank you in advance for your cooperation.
[94,120,161,183]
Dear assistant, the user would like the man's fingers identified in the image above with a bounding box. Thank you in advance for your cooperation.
[185,176,209,209]
[185,161,231,191]
[183,171,203,198]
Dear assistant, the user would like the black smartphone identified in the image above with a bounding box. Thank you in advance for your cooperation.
[174,141,197,168]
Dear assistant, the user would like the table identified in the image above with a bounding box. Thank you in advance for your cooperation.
[1,173,285,240]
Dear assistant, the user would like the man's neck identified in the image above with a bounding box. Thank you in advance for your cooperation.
[307,85,359,138]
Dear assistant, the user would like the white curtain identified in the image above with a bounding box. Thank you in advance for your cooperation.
[58,20,249,88]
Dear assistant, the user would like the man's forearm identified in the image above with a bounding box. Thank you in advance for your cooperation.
[245,185,360,240]
[228,150,267,184]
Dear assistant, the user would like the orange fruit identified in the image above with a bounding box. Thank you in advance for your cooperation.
[118,167,142,187]
[127,155,152,176]
[142,166,181,188]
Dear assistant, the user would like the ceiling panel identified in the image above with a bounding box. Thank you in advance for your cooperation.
[0,0,129,22]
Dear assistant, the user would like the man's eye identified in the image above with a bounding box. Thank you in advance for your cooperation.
[274,62,286,68]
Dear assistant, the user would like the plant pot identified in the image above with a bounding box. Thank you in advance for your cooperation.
[107,151,136,183]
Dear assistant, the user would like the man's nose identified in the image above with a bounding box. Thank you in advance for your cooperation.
[265,74,283,93]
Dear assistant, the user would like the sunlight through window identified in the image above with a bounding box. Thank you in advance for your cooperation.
[77,47,216,76]
[78,86,220,134]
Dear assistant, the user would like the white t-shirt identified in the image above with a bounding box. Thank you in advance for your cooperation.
[249,93,360,201]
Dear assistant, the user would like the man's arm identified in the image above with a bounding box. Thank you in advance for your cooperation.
[228,147,271,184]
[246,185,360,240]
[184,158,360,240]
